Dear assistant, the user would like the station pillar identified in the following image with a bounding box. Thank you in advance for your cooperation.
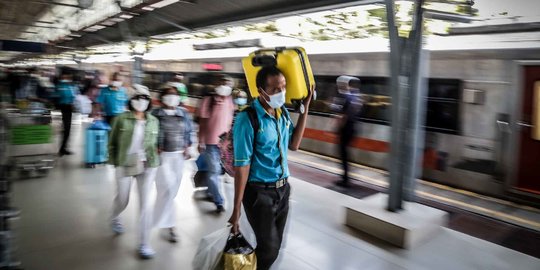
[385,0,430,211]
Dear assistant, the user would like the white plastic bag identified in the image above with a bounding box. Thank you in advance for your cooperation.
[193,226,231,270]
[74,94,92,115]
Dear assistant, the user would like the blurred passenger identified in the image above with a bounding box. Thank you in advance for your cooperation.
[169,73,188,105]
[96,72,128,124]
[56,71,78,156]
[228,66,314,270]
[152,84,193,243]
[196,75,235,213]
[233,89,249,112]
[332,76,362,187]
[36,69,55,102]
[108,84,159,259]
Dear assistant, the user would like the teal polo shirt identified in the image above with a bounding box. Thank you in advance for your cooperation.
[56,82,77,105]
[233,99,294,183]
[96,86,128,117]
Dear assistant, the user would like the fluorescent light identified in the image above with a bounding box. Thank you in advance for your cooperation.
[142,6,155,11]
[100,20,117,26]
[110,17,125,22]
[119,14,134,19]
[84,25,106,32]
[150,0,179,9]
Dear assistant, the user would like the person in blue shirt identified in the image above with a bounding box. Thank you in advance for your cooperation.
[96,72,128,125]
[56,71,78,156]
[228,66,314,270]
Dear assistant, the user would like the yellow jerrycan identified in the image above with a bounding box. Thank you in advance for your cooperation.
[242,47,315,112]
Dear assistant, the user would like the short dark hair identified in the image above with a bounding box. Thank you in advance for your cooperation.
[160,86,178,98]
[128,96,153,112]
[255,66,283,90]
[111,72,121,81]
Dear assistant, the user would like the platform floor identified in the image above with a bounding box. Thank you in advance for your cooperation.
[10,121,540,269]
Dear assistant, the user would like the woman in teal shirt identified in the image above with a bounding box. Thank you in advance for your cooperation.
[96,72,128,124]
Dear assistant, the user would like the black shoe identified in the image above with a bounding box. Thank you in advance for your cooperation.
[216,205,225,213]
[167,228,178,243]
[59,149,74,156]
[335,180,350,188]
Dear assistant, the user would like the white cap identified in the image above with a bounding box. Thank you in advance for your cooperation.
[336,75,361,91]
[131,84,151,97]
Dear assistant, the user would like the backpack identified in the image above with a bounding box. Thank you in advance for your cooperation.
[194,95,217,124]
[219,105,289,177]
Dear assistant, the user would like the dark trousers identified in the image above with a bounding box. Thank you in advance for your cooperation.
[104,115,116,126]
[58,104,73,152]
[243,183,290,270]
[339,124,355,183]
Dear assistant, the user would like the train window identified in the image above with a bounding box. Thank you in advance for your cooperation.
[305,75,460,134]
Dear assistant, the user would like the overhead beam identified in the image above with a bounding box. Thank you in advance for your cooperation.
[10,0,83,9]
[0,40,49,53]
[149,13,192,32]
[0,21,61,29]
[424,9,475,23]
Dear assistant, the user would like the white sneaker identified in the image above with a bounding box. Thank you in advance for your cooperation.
[138,244,156,259]
[111,218,124,234]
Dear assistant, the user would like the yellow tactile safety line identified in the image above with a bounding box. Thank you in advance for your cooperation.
[296,149,540,214]
[288,155,540,230]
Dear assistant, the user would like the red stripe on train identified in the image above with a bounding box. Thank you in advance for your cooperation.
[303,128,389,153]
[184,104,390,152]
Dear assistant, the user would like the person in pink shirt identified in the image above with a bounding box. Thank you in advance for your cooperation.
[197,75,236,213]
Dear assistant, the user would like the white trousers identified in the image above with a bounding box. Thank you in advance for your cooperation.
[154,152,184,229]
[112,167,157,246]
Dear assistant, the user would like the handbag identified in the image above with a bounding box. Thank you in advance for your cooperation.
[223,233,257,270]
[124,153,144,176]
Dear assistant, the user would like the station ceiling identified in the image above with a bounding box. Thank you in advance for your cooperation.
[0,0,378,51]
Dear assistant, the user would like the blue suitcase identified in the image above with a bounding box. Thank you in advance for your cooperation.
[85,121,110,168]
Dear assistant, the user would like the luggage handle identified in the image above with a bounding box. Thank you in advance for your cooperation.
[252,47,317,112]
[251,55,277,67]
[96,133,103,158]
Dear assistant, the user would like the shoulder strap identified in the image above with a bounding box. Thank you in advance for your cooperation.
[280,105,290,121]
[245,106,259,145]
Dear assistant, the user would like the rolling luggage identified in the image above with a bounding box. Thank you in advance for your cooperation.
[242,47,315,112]
[85,120,110,168]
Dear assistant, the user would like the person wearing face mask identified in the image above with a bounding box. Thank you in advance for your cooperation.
[56,70,79,156]
[95,72,128,124]
[151,84,193,243]
[169,73,188,105]
[228,66,314,270]
[108,84,160,259]
[233,89,249,112]
[196,75,236,213]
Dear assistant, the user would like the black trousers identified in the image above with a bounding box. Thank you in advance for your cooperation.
[243,183,290,270]
[104,115,116,126]
[58,104,73,152]
[339,124,355,183]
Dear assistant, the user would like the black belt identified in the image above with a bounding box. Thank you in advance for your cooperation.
[248,178,288,189]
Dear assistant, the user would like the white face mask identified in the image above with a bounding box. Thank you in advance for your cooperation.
[215,85,232,96]
[162,94,180,107]
[261,89,286,109]
[131,99,149,112]
[234,98,247,106]
[111,81,123,88]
